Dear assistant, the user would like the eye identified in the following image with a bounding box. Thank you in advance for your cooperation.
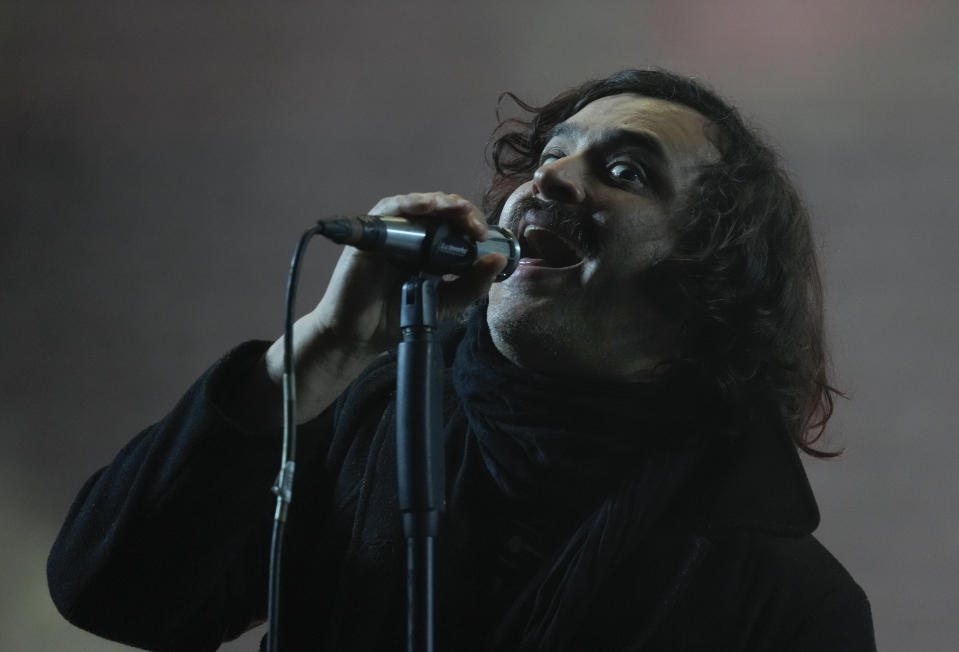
[538,149,565,166]
[608,161,647,185]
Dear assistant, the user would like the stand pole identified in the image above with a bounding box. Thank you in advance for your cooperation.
[396,272,444,652]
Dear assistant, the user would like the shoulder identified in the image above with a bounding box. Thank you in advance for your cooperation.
[710,530,860,593]
[686,531,876,651]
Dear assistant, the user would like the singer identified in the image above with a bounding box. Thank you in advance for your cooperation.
[48,69,876,650]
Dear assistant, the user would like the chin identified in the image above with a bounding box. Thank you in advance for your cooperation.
[486,292,582,374]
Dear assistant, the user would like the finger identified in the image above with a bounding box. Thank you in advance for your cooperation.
[437,253,508,317]
[373,192,485,235]
[369,192,488,241]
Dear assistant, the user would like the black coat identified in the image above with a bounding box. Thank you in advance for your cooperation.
[48,340,876,651]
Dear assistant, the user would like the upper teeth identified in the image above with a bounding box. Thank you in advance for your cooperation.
[522,225,583,255]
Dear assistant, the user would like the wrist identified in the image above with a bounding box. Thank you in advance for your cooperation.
[265,319,381,423]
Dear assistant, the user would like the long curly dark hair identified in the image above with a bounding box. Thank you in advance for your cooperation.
[484,69,839,456]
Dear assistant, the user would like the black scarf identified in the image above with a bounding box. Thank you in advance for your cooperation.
[451,305,712,651]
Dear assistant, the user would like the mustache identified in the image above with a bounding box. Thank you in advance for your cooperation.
[508,196,599,257]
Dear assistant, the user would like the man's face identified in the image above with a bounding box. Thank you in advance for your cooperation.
[487,94,719,380]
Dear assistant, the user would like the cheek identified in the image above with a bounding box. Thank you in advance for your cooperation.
[626,210,676,256]
[599,219,677,279]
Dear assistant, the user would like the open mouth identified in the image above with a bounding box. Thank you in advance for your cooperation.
[519,225,587,268]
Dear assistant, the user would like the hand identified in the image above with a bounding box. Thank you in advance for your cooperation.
[259,192,507,423]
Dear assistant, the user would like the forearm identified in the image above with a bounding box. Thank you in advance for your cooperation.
[236,319,381,429]
[47,342,333,649]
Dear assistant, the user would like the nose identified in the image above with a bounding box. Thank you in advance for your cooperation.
[532,156,587,204]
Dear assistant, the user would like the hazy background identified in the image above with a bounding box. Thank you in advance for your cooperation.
[3,1,957,649]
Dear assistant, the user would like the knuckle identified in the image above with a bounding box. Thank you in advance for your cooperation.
[371,192,480,222]
[409,193,435,209]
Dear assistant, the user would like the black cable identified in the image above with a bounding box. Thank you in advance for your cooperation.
[266,223,323,652]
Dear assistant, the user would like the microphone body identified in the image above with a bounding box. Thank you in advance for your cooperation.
[317,216,520,280]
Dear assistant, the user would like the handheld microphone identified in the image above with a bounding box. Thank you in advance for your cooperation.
[316,215,520,280]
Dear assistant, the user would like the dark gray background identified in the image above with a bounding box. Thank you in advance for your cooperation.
[2,1,957,650]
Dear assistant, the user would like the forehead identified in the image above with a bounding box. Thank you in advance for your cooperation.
[559,94,719,183]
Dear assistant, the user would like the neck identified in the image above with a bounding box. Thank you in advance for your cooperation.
[486,314,680,383]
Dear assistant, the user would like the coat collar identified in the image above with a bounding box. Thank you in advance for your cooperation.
[670,413,821,537]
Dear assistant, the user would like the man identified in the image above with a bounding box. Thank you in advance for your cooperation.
[48,69,876,650]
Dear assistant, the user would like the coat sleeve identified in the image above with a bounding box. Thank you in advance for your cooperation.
[46,341,337,651]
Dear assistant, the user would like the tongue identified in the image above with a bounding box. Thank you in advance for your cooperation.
[522,229,583,268]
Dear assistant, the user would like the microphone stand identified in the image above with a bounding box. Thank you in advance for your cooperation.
[396,272,445,652]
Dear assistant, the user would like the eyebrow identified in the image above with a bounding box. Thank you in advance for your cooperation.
[544,122,669,168]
